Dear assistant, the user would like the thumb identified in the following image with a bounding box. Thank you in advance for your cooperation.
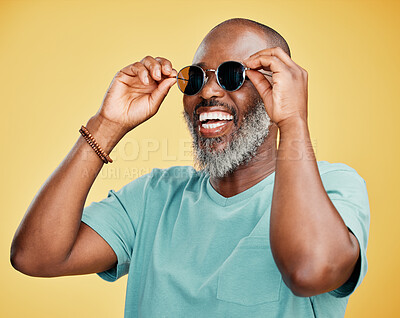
[149,77,177,107]
[246,70,272,98]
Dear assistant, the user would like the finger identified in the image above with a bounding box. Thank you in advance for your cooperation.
[245,47,295,68]
[141,56,162,81]
[170,68,178,77]
[154,57,175,77]
[246,69,273,99]
[119,62,141,77]
[131,62,155,85]
[120,62,152,85]
[244,54,290,74]
[149,77,177,108]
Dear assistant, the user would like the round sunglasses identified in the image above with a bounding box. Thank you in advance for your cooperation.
[176,61,272,96]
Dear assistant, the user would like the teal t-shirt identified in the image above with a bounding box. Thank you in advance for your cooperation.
[81,160,370,318]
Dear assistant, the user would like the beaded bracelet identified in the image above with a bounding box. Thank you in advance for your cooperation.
[79,125,113,164]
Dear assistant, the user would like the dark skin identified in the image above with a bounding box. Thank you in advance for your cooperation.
[11,22,359,297]
[183,27,278,197]
[184,24,360,296]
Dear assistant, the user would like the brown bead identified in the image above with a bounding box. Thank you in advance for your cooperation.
[80,125,112,164]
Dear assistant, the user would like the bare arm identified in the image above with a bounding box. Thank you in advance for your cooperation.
[10,56,177,277]
[270,117,359,297]
[10,115,124,277]
[245,47,359,297]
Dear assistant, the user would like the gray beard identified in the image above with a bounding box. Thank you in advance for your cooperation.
[183,99,271,178]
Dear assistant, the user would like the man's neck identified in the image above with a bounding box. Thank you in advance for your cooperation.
[209,129,277,198]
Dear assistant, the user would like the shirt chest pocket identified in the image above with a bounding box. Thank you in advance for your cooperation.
[217,236,282,306]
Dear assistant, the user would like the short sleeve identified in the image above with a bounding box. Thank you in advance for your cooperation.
[81,172,152,282]
[320,168,370,298]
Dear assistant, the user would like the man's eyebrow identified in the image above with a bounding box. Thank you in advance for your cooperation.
[193,62,207,68]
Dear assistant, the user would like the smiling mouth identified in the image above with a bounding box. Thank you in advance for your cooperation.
[197,111,234,138]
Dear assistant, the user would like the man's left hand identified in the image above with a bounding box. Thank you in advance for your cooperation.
[243,47,308,128]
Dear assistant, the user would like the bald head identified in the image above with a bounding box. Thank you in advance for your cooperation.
[200,18,291,58]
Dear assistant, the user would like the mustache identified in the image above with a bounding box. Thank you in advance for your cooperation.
[193,99,238,126]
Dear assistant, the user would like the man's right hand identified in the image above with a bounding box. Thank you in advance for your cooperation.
[10,56,177,277]
[97,56,177,135]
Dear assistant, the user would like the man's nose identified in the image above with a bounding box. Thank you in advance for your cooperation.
[199,72,224,100]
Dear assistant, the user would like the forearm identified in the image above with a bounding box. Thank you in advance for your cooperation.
[270,117,359,296]
[11,114,125,269]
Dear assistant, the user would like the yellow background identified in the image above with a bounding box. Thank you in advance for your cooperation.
[1,0,399,316]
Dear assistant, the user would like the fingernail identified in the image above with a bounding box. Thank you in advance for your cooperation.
[165,65,171,72]
[144,76,149,84]
[156,69,161,78]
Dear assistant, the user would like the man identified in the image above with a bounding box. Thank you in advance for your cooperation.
[11,18,370,317]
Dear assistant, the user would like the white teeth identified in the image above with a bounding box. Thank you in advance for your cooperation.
[199,112,233,122]
[201,121,227,129]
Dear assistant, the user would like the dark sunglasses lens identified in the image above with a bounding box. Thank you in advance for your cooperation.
[177,66,204,95]
[218,61,245,91]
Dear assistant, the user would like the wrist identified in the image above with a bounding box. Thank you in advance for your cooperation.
[277,115,315,161]
[278,115,309,135]
[84,114,127,153]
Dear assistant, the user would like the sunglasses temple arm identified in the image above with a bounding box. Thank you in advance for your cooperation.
[262,72,273,77]
[245,67,272,77]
